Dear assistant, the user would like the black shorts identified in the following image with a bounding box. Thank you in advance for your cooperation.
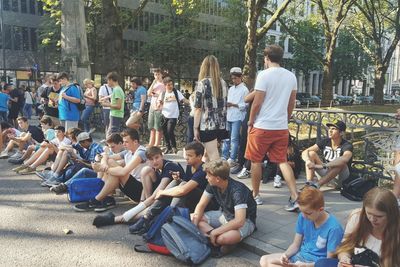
[199,129,229,143]
[119,175,143,202]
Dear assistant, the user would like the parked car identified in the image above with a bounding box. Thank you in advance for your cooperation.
[335,95,353,105]
[310,95,321,106]
[296,92,312,106]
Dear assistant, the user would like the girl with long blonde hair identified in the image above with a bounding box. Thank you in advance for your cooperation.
[193,55,228,161]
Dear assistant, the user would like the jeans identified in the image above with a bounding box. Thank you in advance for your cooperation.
[65,168,97,186]
[314,258,338,267]
[0,111,7,122]
[102,109,110,135]
[81,105,95,132]
[23,104,33,119]
[162,117,177,150]
[222,120,242,161]
[186,116,194,143]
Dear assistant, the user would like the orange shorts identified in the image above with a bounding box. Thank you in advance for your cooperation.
[245,128,289,163]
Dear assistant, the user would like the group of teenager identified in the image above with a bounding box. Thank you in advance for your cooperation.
[1,44,400,266]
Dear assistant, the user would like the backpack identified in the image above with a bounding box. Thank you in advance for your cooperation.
[137,206,189,255]
[161,215,210,265]
[68,178,104,203]
[66,84,86,111]
[340,175,377,201]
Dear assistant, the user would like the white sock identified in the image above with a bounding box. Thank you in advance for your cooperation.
[122,202,146,222]
[395,163,400,175]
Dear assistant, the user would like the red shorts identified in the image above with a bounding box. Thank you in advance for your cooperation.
[245,128,289,163]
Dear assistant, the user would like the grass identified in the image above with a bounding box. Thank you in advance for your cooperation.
[326,104,400,113]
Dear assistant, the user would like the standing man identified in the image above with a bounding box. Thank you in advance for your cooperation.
[41,76,61,126]
[57,72,81,130]
[98,81,113,136]
[245,45,298,211]
[100,72,125,137]
[222,67,249,168]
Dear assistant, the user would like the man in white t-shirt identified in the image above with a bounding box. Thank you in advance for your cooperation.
[98,83,113,136]
[245,45,298,211]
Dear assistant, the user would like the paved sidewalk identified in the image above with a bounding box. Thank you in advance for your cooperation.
[170,152,362,256]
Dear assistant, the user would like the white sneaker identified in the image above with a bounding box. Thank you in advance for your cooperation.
[273,175,282,188]
[10,151,23,159]
[237,168,250,179]
[0,151,9,159]
[254,194,263,205]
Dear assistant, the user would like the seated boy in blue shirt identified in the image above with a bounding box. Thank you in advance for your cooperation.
[260,186,344,267]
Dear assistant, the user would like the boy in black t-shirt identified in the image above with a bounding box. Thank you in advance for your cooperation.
[302,120,353,189]
[192,159,257,256]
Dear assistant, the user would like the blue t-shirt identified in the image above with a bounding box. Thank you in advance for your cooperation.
[133,86,147,110]
[183,163,208,190]
[58,84,80,121]
[295,213,344,262]
[156,160,185,181]
[0,92,10,112]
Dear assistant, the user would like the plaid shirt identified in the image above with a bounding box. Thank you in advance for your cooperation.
[73,142,103,162]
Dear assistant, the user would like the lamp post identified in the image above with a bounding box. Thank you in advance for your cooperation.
[0,0,6,79]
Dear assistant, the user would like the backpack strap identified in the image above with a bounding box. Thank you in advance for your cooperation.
[172,88,181,111]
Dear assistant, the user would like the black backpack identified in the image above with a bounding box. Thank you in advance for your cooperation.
[340,174,377,201]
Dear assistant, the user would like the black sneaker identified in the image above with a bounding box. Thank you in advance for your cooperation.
[94,196,116,212]
[93,212,116,228]
[73,198,102,212]
[129,216,150,235]
[230,164,243,174]
[8,157,24,164]
[50,183,68,195]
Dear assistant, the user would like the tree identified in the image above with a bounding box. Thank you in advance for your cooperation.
[242,0,293,88]
[348,0,400,104]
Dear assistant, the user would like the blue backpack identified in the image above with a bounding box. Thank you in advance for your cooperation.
[161,215,210,265]
[68,178,104,203]
[140,206,189,255]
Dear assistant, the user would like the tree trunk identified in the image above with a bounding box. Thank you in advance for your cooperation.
[102,0,124,85]
[321,60,334,106]
[242,2,258,89]
[373,63,387,105]
[61,0,91,84]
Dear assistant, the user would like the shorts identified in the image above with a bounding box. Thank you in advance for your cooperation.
[204,210,255,240]
[42,115,60,126]
[245,128,289,163]
[315,164,350,186]
[289,252,314,264]
[199,129,229,143]
[148,108,162,130]
[119,175,143,202]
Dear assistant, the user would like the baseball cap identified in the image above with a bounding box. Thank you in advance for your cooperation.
[77,132,91,142]
[230,67,242,75]
[326,120,346,132]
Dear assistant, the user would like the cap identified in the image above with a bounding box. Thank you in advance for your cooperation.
[76,132,91,142]
[326,120,346,132]
[230,67,242,75]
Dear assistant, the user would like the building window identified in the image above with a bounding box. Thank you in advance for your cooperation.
[30,27,37,50]
[2,0,10,11]
[11,0,18,12]
[22,27,29,50]
[13,26,22,50]
[4,24,12,49]
[29,0,35,14]
[37,0,43,15]
[20,0,27,13]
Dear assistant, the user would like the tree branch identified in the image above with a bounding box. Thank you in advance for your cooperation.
[122,0,149,29]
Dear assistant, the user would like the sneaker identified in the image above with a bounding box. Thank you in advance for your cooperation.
[93,212,116,228]
[285,197,299,212]
[0,151,9,159]
[237,168,250,179]
[8,157,24,164]
[304,181,320,190]
[73,198,103,212]
[129,216,151,235]
[94,196,116,212]
[273,175,282,188]
[254,194,263,205]
[9,151,23,159]
[12,164,28,173]
[19,166,36,175]
[35,170,51,180]
[230,164,242,174]
[50,183,68,195]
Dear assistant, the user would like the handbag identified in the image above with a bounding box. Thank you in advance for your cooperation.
[351,246,380,267]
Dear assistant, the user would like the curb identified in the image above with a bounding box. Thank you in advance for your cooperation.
[241,237,285,256]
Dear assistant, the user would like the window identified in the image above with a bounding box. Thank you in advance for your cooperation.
[22,27,29,50]
[20,0,27,13]
[143,12,149,31]
[29,0,35,14]
[11,0,18,12]
[13,26,22,50]
[30,28,37,50]
[2,0,10,11]
[4,24,12,49]
[37,0,43,15]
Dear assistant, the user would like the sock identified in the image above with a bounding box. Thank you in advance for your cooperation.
[122,202,146,222]
[93,212,115,228]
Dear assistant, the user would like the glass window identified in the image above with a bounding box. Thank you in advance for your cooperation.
[22,27,29,50]
[11,0,18,12]
[133,41,138,55]
[30,28,37,50]
[2,0,10,11]
[144,12,149,31]
[37,0,43,15]
[13,26,22,50]
[29,0,35,14]
[139,14,144,31]
[128,40,133,55]
[20,0,27,13]
[4,24,12,49]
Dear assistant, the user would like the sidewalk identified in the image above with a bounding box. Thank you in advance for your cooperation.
[169,152,362,256]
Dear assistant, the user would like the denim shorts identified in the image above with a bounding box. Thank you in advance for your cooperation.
[204,210,255,240]
[289,252,314,264]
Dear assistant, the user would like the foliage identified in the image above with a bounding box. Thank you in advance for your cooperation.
[38,0,61,48]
